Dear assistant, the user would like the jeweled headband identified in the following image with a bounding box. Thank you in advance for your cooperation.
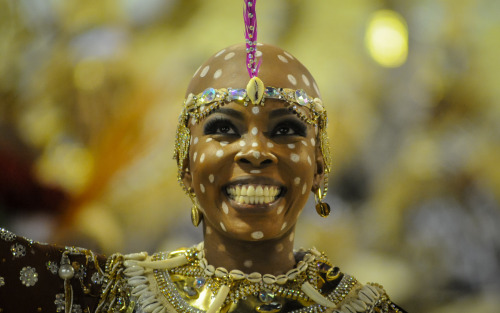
[174,1,331,198]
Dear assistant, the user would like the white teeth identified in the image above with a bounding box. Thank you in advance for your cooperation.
[226,184,281,204]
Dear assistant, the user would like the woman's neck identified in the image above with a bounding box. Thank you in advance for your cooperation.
[202,226,297,276]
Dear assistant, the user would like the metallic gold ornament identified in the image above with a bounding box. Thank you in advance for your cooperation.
[191,206,202,227]
[315,188,330,218]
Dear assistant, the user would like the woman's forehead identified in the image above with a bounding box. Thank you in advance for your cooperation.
[185,43,321,100]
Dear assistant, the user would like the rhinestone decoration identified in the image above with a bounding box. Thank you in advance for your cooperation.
[72,304,83,313]
[55,293,65,312]
[0,228,15,241]
[11,243,26,258]
[46,261,59,274]
[91,271,104,285]
[19,266,38,287]
[264,87,281,98]
[199,88,216,103]
[0,276,5,287]
[295,89,310,105]
[259,290,275,303]
[228,88,246,101]
[194,276,206,289]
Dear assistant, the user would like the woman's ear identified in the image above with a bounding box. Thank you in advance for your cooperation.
[312,142,325,192]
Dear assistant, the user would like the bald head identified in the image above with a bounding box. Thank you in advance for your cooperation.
[186,43,321,99]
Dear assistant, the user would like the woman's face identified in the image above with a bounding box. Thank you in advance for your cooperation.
[184,100,324,242]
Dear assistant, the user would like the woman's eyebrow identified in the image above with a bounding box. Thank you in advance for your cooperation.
[269,108,300,119]
[208,108,244,120]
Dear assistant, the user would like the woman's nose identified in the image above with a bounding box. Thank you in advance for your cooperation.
[234,140,278,168]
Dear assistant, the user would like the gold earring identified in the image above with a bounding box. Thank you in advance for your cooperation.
[187,188,203,227]
[315,186,331,218]
[191,205,202,227]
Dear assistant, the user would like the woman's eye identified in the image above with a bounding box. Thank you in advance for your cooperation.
[271,120,306,137]
[204,118,239,136]
[275,126,294,135]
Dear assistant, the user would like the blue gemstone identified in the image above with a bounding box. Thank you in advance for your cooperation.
[259,290,275,303]
[264,87,280,98]
[295,89,309,105]
[200,88,216,103]
[195,277,205,289]
[228,88,246,101]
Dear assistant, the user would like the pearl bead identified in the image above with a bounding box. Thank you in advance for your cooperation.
[58,264,74,279]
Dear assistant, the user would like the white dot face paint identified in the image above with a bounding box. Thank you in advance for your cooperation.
[252,106,259,114]
[220,222,227,232]
[217,244,226,252]
[206,138,213,143]
[250,170,261,174]
[221,202,229,214]
[288,143,295,149]
[191,118,196,125]
[275,244,284,252]
[288,252,294,261]
[277,54,288,63]
[213,69,222,79]
[277,205,284,215]
[301,140,308,146]
[193,137,199,144]
[251,127,258,135]
[215,49,226,57]
[281,222,287,231]
[307,155,312,166]
[284,51,294,59]
[251,231,264,239]
[287,74,297,85]
[294,177,301,185]
[289,232,295,242]
[193,152,198,162]
[302,183,307,195]
[220,141,228,146]
[252,142,258,147]
[302,74,310,87]
[200,153,205,163]
[216,150,224,158]
[200,65,210,78]
[239,140,246,147]
[206,226,212,234]
[224,52,235,60]
[291,153,300,163]
[255,50,262,57]
[311,138,316,146]
[243,260,253,268]
[252,151,261,159]
[209,174,214,183]
[267,142,274,148]
[200,184,205,193]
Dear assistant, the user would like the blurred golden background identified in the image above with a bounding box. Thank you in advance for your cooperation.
[1,0,499,312]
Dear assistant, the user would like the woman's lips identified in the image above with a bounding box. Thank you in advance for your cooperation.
[226,184,281,205]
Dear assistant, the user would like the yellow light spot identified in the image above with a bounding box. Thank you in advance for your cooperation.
[35,142,94,194]
[365,10,408,68]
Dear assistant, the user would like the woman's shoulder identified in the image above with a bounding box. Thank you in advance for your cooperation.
[0,228,107,313]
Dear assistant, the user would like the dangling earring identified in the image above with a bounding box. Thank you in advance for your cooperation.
[314,176,331,218]
[188,188,203,227]
[191,205,202,227]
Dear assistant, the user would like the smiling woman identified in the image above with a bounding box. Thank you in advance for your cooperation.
[0,1,407,313]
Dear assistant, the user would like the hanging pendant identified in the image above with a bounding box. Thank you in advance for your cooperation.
[315,202,330,218]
